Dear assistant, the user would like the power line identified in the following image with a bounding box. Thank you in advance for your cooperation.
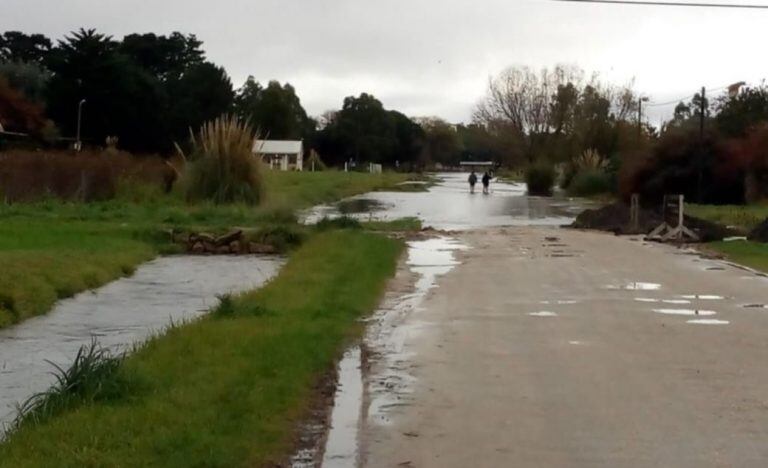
[645,85,730,107]
[551,0,768,8]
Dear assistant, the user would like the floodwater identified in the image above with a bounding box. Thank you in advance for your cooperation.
[304,172,594,230]
[0,255,283,430]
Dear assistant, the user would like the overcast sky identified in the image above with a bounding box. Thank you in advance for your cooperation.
[3,0,767,124]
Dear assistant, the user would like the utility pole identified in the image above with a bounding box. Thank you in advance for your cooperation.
[697,87,706,203]
[638,97,649,135]
[75,99,86,152]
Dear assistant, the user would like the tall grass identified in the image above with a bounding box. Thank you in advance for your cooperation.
[0,150,175,202]
[184,115,263,205]
[8,340,128,434]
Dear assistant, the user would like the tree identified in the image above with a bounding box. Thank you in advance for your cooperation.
[119,32,204,80]
[0,76,47,134]
[474,65,639,165]
[0,31,52,64]
[165,62,234,145]
[715,86,768,137]
[234,78,313,140]
[390,111,424,167]
[0,61,50,103]
[316,93,422,167]
[45,29,165,151]
[417,117,461,166]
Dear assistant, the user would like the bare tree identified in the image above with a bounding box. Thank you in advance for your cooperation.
[474,65,585,135]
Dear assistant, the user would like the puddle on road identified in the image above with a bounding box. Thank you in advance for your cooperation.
[319,346,364,468]
[607,282,661,291]
[653,308,717,316]
[687,319,730,325]
[680,294,725,300]
[298,237,467,467]
[529,311,558,317]
[0,255,284,430]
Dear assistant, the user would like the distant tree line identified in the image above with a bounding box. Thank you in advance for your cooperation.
[0,28,505,169]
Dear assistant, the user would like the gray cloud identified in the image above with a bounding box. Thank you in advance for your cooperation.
[3,0,766,123]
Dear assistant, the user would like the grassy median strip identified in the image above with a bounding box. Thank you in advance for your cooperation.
[0,229,402,467]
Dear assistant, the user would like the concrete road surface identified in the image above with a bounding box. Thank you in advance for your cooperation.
[361,227,768,468]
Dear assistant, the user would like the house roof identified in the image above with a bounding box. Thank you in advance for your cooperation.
[253,139,303,155]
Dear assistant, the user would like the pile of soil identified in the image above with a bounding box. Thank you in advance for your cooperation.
[570,202,737,242]
[570,202,661,235]
[748,218,768,242]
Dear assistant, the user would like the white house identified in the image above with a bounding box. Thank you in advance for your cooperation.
[253,140,303,171]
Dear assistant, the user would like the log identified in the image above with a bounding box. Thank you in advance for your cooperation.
[215,230,243,246]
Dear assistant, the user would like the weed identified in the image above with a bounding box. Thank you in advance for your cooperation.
[9,340,128,433]
[213,293,236,317]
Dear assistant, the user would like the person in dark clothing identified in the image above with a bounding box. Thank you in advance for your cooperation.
[468,171,478,193]
[482,172,491,194]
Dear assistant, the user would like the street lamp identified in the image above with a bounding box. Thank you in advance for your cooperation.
[75,99,86,151]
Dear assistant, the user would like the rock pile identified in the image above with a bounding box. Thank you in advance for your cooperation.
[172,230,278,255]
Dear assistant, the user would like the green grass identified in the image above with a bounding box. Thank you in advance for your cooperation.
[707,240,768,273]
[0,230,403,467]
[362,217,423,231]
[0,220,156,327]
[0,170,411,328]
[687,203,768,232]
[261,170,411,207]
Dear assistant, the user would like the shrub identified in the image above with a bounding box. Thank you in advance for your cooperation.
[567,169,613,196]
[184,115,262,205]
[525,164,556,196]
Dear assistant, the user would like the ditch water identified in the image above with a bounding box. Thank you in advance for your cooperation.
[0,255,284,431]
[304,172,594,230]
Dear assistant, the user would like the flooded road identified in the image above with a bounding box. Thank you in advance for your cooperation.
[305,173,591,230]
[0,255,283,430]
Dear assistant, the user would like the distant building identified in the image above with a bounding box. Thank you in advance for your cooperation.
[253,140,303,171]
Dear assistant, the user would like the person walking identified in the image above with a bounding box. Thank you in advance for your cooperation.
[468,171,478,193]
[482,171,491,194]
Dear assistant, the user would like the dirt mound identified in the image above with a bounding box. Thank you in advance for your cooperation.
[570,202,661,235]
[748,218,768,242]
[570,202,737,242]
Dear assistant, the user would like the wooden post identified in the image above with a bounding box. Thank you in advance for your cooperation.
[630,193,639,232]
